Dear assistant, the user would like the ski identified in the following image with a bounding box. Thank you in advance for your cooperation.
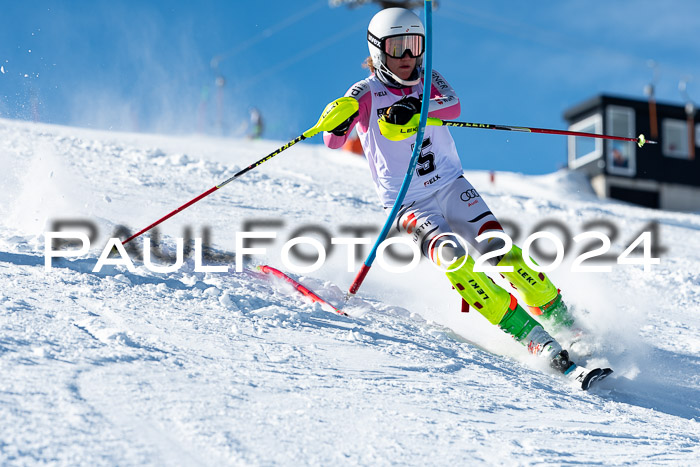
[257,264,613,390]
[257,265,348,316]
[566,365,613,391]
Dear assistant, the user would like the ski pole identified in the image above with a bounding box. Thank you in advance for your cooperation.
[380,117,657,148]
[346,0,434,299]
[122,97,359,245]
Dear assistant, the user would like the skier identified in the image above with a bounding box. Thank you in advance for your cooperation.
[248,107,264,140]
[321,8,580,375]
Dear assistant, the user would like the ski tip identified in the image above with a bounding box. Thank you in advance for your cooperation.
[566,365,613,390]
[582,368,603,390]
[582,367,613,390]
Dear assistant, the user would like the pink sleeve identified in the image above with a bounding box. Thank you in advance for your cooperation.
[428,70,461,120]
[323,80,372,149]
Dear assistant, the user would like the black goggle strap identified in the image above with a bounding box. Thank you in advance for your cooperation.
[367,30,383,50]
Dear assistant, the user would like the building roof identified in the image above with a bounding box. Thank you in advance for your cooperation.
[563,94,694,122]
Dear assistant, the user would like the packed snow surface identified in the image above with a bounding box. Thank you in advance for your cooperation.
[1,118,698,465]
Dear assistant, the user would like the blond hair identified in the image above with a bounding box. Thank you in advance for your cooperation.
[363,56,376,74]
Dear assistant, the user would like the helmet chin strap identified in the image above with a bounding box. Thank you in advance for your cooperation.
[376,61,422,88]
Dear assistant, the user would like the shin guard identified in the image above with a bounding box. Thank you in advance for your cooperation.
[446,255,561,354]
[497,245,558,308]
[445,255,511,325]
[497,245,574,330]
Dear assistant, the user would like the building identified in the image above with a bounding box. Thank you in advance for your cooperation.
[564,94,699,211]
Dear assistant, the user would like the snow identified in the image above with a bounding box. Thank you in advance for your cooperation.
[1,118,699,465]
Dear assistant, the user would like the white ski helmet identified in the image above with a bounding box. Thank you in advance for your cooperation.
[367,7,425,87]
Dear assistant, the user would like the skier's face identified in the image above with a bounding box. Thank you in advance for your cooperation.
[386,55,417,81]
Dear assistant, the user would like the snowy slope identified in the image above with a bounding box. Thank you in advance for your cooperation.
[1,118,699,465]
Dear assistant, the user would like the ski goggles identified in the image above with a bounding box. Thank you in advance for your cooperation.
[369,32,425,59]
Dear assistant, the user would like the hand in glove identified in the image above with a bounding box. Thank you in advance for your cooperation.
[384,96,422,125]
[331,111,359,136]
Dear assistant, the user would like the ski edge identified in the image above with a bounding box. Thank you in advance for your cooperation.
[257,265,348,316]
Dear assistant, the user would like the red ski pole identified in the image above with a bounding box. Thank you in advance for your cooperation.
[441,120,655,147]
[122,136,305,244]
[121,97,359,245]
[380,117,657,148]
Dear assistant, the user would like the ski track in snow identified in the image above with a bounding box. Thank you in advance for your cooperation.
[1,119,699,465]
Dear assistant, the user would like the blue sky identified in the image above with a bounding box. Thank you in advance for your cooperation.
[2,0,699,174]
